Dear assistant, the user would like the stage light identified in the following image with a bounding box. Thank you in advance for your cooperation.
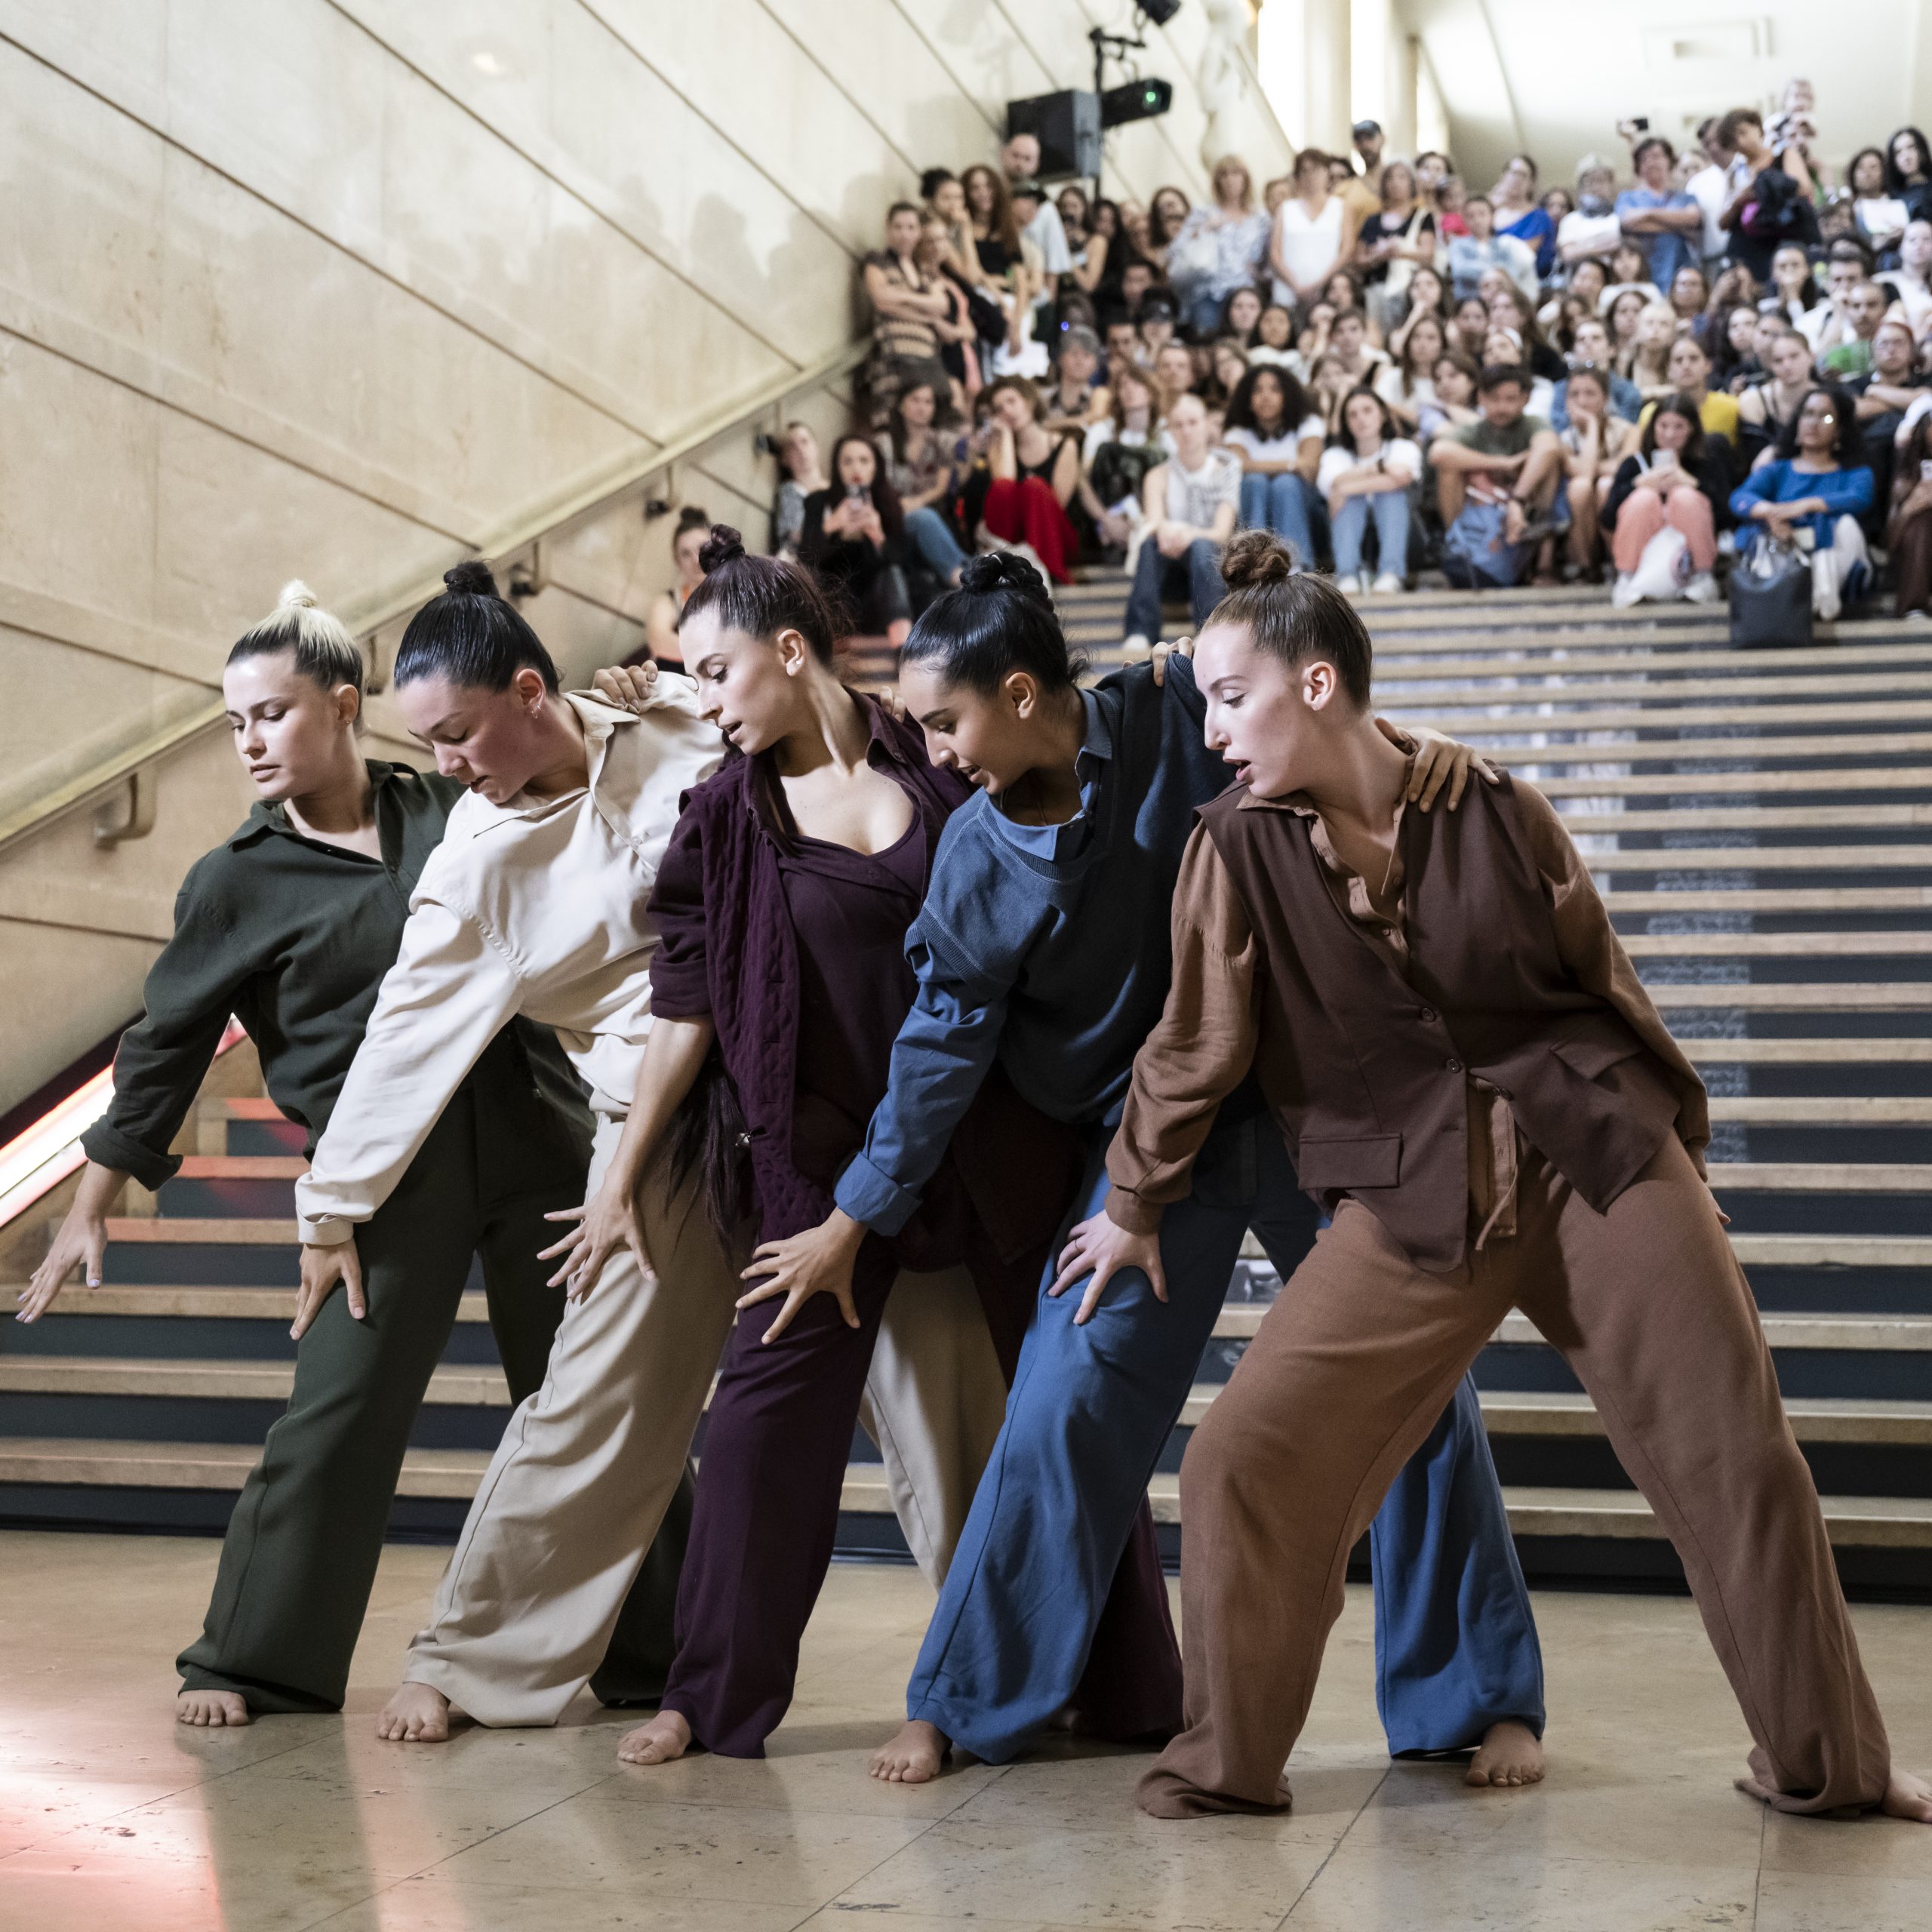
[1100,76,1174,128]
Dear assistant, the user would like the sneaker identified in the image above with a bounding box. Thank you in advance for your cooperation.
[1683,571,1719,604]
[1339,573,1367,595]
[1905,608,1932,624]
[1121,633,1153,659]
[1372,571,1405,594]
[1610,571,1641,608]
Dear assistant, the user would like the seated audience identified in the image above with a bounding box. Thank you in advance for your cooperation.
[1166,155,1271,337]
[1849,145,1909,261]
[1708,302,1763,390]
[1737,325,1817,470]
[1138,292,1180,365]
[1321,267,1372,331]
[1327,306,1389,386]
[1121,391,1239,650]
[1390,265,1451,355]
[645,506,709,667]
[1055,183,1111,296]
[1821,281,1891,380]
[1798,248,1869,352]
[1434,173,1470,236]
[1549,315,1643,429]
[978,375,1081,583]
[1847,316,1927,503]
[1143,185,1195,277]
[1040,325,1109,438]
[1887,410,1932,618]
[1451,294,1493,361]
[1304,349,1354,434]
[1483,328,1555,421]
[1270,149,1358,309]
[881,380,969,589]
[1318,386,1421,592]
[1207,338,1251,412]
[1617,137,1703,289]
[1447,195,1536,300]
[1488,282,1566,380]
[1434,363,1564,587]
[1155,339,1198,405]
[1377,312,1446,431]
[1220,285,1265,347]
[1887,126,1932,221]
[1637,334,1742,448]
[800,435,913,641]
[1222,365,1326,562]
[1417,350,1482,448]
[1604,394,1729,604]
[1103,316,1143,380]
[1760,242,1823,331]
[1246,301,1299,368]
[1878,218,1932,332]
[1730,385,1876,619]
[922,169,987,288]
[1079,360,1171,554]
[1559,365,1638,577]
[1355,159,1436,336]
[1625,300,1682,401]
[772,422,827,559]
[1605,286,1651,365]
[1670,264,1712,328]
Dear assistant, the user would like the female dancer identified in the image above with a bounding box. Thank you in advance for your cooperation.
[1063,534,1932,1827]
[17,584,678,1724]
[745,557,1548,1789]
[549,529,1176,1765]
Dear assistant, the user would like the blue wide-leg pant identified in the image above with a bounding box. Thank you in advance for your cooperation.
[906,1114,1544,1763]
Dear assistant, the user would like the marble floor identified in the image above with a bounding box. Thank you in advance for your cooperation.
[1,1533,1929,1931]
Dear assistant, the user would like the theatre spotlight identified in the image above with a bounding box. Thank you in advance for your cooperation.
[1100,76,1174,128]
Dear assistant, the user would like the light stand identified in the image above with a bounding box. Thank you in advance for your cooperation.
[1087,24,1146,200]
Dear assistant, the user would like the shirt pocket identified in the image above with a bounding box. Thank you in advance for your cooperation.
[1294,1132,1404,1192]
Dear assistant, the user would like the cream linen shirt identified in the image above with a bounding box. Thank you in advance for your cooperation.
[295,684,721,1247]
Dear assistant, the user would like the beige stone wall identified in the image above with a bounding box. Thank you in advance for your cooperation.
[0,0,1289,1112]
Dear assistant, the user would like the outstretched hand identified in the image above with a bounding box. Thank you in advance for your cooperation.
[291,1236,366,1340]
[17,1204,109,1324]
[1386,719,1503,812]
[738,1211,868,1343]
[1048,1205,1166,1325]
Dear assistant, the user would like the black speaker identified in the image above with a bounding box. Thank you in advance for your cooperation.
[1005,89,1101,180]
[1100,76,1174,128]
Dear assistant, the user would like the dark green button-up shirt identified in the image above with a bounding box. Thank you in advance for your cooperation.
[83,761,587,1192]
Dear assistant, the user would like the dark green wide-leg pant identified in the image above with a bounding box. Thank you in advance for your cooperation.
[177,1075,691,1714]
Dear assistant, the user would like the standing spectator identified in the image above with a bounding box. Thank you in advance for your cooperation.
[1269,149,1358,311]
[1165,156,1271,338]
[1247,301,1298,369]
[1847,316,1927,503]
[1355,160,1436,338]
[1886,128,1932,221]
[1637,335,1742,449]
[1847,147,1909,262]
[1557,158,1624,275]
[881,381,969,590]
[1121,392,1238,651]
[1447,195,1535,301]
[772,423,827,559]
[1684,116,1737,269]
[1617,138,1703,291]
[1349,119,1388,205]
[1377,313,1446,432]
[1604,395,1729,604]
[1040,325,1109,439]
[799,436,915,639]
[645,507,710,667]
[978,377,1081,583]
[1001,131,1071,299]
[862,203,957,430]
[1318,386,1420,592]
[1261,174,1294,217]
[1489,155,1558,279]
[1730,386,1875,618]
[1886,411,1932,618]
[1433,365,1565,588]
[1820,281,1890,380]
[1144,186,1195,275]
[1879,218,1932,333]
[1720,107,1819,283]
[1558,365,1636,578]
[1737,325,1816,471]
[1221,364,1325,562]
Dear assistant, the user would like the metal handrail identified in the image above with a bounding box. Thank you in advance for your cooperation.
[0,336,869,858]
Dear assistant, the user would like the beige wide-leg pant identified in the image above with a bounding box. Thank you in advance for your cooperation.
[403,1115,1006,1725]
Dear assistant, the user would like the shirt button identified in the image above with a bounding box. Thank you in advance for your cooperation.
[1446,1057,1463,1073]
[1420,1007,1438,1023]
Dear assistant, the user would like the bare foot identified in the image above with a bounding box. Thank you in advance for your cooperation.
[1466,1718,1545,1789]
[1881,1770,1932,1822]
[869,1718,950,1784]
[177,1689,250,1727]
[616,1711,691,1766]
[376,1681,451,1743]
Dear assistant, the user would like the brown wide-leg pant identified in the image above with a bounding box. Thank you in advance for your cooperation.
[1139,1132,1892,1820]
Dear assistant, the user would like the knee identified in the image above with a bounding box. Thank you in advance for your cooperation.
[1565,476,1592,514]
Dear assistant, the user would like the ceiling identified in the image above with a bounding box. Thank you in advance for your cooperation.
[1395,0,1932,189]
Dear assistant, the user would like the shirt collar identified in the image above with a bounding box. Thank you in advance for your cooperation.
[226,761,408,850]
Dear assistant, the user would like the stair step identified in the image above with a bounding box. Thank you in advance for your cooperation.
[1561,805,1932,834]
[1580,845,1932,872]
[0,1356,508,1404]
[2,1285,490,1320]
[1709,1098,1932,1124]
[1685,1040,1932,1064]
[1497,1487,1932,1547]
[1392,669,1932,705]
[1706,1162,1932,1190]
[1491,1311,1932,1350]
[1534,768,1932,799]
[1405,702,1932,734]
[1602,888,1932,913]
[1645,983,1932,1010]
[103,1218,296,1244]
[0,1437,491,1498]
[1621,933,1932,959]
[1381,649,1932,683]
[1450,733,1932,769]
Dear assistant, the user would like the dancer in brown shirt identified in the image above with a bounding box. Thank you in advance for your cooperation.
[1054,530,1932,1826]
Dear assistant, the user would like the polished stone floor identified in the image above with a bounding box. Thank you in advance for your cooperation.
[1,1531,1929,1930]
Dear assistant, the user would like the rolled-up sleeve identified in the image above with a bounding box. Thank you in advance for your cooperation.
[1105,825,1262,1232]
[294,897,523,1244]
[645,814,712,1021]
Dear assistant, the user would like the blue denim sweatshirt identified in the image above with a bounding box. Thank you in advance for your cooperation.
[835,654,1252,1236]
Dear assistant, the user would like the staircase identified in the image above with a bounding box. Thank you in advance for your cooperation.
[5,578,1932,1595]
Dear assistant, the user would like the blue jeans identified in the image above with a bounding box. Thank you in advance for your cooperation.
[1333,489,1412,580]
[1181,286,1229,338]
[1124,536,1225,639]
[1238,472,1318,567]
[903,506,968,581]
[906,1114,1546,1763]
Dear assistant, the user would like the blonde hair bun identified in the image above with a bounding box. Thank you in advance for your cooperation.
[276,579,320,611]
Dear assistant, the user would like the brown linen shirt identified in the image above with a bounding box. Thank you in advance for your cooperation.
[1105,769,1710,1237]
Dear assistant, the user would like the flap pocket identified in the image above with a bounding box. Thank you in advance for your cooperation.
[1550,1031,1645,1081]
[1294,1132,1403,1191]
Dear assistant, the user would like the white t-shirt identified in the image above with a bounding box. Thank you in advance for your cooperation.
[1161,449,1243,528]
[1022,201,1072,275]
[1374,365,1435,411]
[1223,415,1327,463]
[1684,162,1730,261]
[1556,208,1622,264]
[1246,344,1300,370]
[1316,438,1422,495]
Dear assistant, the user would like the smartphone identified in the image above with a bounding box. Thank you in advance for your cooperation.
[846,483,868,502]
[1629,115,1650,133]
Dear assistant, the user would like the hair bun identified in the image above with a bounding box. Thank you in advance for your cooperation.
[697,523,746,574]
[959,550,1048,601]
[1219,530,1296,592]
[443,559,499,598]
[276,579,318,611]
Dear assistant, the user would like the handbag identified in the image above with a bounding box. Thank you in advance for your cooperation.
[1728,533,1814,648]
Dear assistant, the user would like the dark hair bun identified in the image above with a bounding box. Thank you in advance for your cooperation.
[443,559,500,598]
[698,523,746,574]
[958,549,1049,602]
[1219,530,1296,592]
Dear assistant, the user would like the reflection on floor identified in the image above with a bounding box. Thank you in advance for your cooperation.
[1,1530,1928,1930]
